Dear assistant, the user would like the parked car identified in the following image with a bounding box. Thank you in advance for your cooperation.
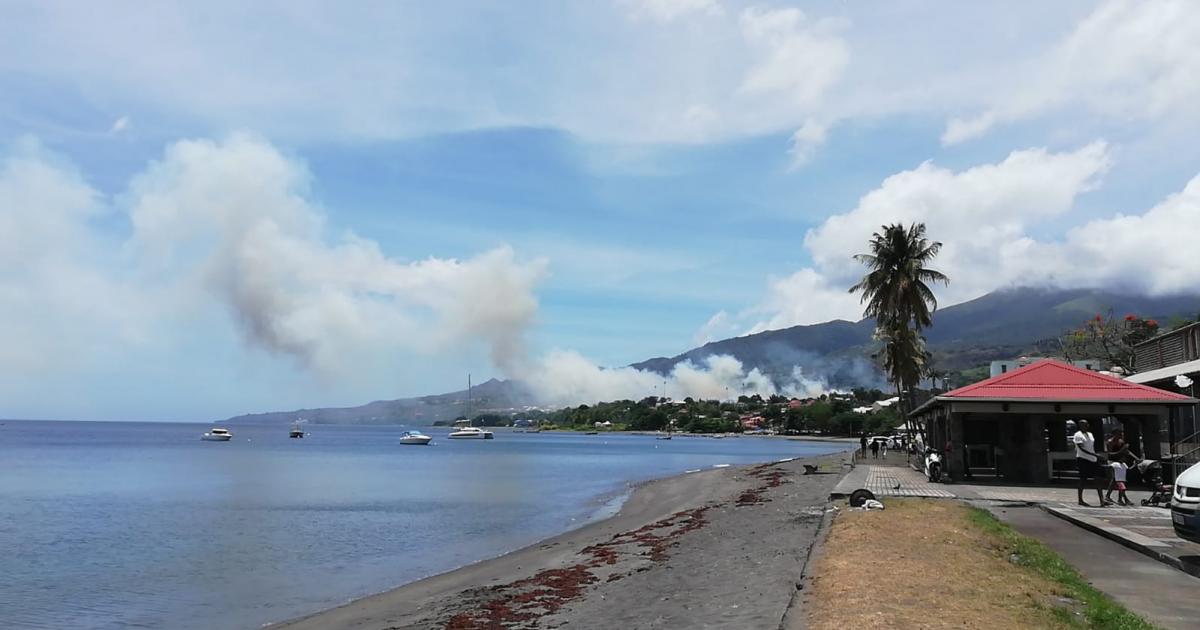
[1172,462,1200,544]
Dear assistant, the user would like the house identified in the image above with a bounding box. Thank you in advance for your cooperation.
[910,359,1194,483]
[1127,322,1200,476]
[852,406,874,415]
[740,415,764,429]
[990,357,1101,377]
[871,397,899,413]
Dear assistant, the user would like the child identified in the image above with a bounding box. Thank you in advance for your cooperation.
[1107,460,1131,506]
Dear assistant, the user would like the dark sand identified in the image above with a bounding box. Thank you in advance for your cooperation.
[273,451,851,630]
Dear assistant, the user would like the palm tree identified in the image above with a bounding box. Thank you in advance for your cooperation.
[850,223,948,440]
[849,223,948,331]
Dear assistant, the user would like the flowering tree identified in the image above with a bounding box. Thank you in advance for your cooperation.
[1061,312,1159,374]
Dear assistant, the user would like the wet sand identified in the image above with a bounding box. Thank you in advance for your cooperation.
[273,451,851,630]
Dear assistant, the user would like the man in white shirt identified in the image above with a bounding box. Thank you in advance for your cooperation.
[1073,420,1106,507]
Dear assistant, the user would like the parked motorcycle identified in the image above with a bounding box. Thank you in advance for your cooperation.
[924,448,943,483]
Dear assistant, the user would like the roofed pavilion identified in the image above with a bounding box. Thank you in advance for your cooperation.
[910,359,1196,483]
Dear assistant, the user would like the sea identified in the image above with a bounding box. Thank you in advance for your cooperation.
[0,420,846,630]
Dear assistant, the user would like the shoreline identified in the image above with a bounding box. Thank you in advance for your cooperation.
[272,445,853,629]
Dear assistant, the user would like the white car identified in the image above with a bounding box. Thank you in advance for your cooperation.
[1172,462,1200,544]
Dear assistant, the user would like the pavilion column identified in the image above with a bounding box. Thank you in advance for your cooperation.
[1024,416,1049,483]
[1142,414,1163,461]
[948,412,965,481]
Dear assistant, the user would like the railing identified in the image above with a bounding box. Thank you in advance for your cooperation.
[1170,428,1200,480]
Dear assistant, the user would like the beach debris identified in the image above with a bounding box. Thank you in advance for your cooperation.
[803,464,819,475]
[861,499,884,510]
[444,506,711,629]
[736,463,788,506]
[847,488,876,508]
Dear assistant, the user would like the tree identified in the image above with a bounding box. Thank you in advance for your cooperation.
[1061,312,1160,373]
[849,222,948,441]
[849,223,949,332]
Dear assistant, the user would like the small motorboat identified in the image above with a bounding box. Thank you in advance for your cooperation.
[399,430,433,445]
[201,428,233,442]
[447,427,493,440]
[289,423,305,439]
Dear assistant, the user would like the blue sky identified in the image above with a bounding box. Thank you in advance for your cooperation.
[3,1,1200,420]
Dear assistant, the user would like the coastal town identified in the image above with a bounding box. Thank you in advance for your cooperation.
[7,2,1200,629]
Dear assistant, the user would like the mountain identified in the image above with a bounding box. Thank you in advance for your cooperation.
[226,378,537,426]
[226,287,1200,425]
[631,287,1200,386]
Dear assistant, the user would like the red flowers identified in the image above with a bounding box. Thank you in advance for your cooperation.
[1124,314,1136,321]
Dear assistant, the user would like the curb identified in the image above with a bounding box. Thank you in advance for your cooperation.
[1040,504,1200,579]
[777,500,838,630]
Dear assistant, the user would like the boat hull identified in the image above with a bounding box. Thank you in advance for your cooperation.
[201,434,232,441]
[399,437,432,445]
[447,432,493,440]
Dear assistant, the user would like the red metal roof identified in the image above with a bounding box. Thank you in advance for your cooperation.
[942,359,1193,402]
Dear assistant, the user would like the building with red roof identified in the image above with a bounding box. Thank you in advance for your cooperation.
[910,359,1196,483]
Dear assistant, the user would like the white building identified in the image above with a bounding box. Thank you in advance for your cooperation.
[990,357,1101,378]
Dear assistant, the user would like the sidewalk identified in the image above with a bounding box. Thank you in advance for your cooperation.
[1042,504,1200,578]
[982,503,1200,630]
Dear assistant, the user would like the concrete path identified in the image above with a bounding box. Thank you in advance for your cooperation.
[982,503,1200,630]
[830,464,955,498]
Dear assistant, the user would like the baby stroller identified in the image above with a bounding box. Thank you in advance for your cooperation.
[1136,459,1173,507]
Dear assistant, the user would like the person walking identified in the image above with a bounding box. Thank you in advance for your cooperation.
[860,434,868,455]
[1073,419,1106,507]
[870,439,880,459]
[880,438,889,459]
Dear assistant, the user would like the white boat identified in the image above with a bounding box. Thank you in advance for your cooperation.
[289,422,305,439]
[447,427,493,440]
[201,428,233,441]
[399,430,433,445]
[446,374,494,440]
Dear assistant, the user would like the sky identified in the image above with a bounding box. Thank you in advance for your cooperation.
[3,0,1200,420]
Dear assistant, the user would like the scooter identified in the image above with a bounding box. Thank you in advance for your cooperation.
[924,448,943,483]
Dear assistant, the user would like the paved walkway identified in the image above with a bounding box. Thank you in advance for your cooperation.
[983,504,1200,630]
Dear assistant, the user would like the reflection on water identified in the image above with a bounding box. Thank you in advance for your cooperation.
[0,421,843,629]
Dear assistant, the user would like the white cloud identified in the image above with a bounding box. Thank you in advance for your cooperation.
[732,142,1116,332]
[787,118,828,168]
[738,8,848,108]
[0,138,145,380]
[621,0,722,22]
[943,0,1200,143]
[109,116,130,133]
[1021,173,1200,294]
[0,2,852,155]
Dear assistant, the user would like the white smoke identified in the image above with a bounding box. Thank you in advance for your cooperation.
[1,133,838,412]
[123,134,549,374]
[519,350,833,406]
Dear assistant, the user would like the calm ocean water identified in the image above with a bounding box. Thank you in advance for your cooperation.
[0,420,845,629]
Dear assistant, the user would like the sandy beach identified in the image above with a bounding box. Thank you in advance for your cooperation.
[273,449,851,630]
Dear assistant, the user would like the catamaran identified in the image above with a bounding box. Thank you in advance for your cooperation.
[446,374,494,440]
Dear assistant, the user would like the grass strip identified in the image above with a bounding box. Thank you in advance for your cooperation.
[966,506,1160,630]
